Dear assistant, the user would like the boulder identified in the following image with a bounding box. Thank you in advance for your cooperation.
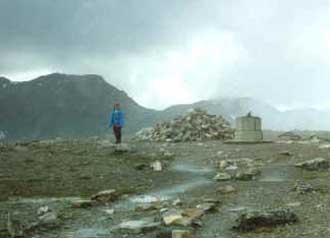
[233,208,298,232]
[295,158,329,171]
[91,189,118,203]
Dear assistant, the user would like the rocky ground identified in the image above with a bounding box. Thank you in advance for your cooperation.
[1,136,330,238]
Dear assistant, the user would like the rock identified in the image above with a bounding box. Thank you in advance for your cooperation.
[160,208,169,213]
[235,168,261,181]
[71,199,93,208]
[163,210,184,225]
[150,161,163,171]
[233,208,298,232]
[135,203,160,212]
[278,132,302,141]
[203,198,219,204]
[91,189,118,203]
[37,206,50,215]
[104,209,115,215]
[295,158,329,171]
[293,180,315,194]
[135,163,148,170]
[196,203,217,212]
[319,144,330,149]
[172,199,182,206]
[117,218,161,234]
[217,185,236,194]
[218,160,231,170]
[163,151,175,159]
[218,158,255,172]
[38,211,58,226]
[172,229,192,238]
[162,208,204,227]
[134,127,154,141]
[225,165,238,172]
[286,202,301,207]
[214,172,231,181]
[309,135,323,143]
[135,109,234,142]
[279,151,293,156]
[182,208,204,220]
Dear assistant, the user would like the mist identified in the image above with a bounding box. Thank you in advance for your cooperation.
[1,0,330,110]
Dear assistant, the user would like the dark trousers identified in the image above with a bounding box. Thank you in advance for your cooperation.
[113,126,122,144]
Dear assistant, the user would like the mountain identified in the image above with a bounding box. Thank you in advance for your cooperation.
[0,73,329,142]
[0,73,158,141]
[161,98,330,131]
[160,97,280,127]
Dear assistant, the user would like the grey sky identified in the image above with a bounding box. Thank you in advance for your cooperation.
[1,0,330,109]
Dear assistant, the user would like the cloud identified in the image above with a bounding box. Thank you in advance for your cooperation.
[1,0,330,109]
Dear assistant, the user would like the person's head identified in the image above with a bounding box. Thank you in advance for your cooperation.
[113,103,120,110]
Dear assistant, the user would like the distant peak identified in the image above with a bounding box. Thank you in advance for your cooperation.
[32,73,106,83]
[0,76,11,82]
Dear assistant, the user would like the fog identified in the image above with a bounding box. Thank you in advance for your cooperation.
[1,0,330,110]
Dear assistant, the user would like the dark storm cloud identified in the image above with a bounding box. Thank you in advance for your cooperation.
[1,0,330,109]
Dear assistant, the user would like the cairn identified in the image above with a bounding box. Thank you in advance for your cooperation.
[135,109,234,142]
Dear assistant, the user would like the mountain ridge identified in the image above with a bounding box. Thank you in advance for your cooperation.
[0,73,329,141]
[0,73,159,141]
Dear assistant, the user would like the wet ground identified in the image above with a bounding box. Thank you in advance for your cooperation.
[1,138,330,237]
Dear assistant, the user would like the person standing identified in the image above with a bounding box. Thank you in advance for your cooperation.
[109,103,124,144]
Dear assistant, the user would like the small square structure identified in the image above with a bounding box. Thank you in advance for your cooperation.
[233,113,263,142]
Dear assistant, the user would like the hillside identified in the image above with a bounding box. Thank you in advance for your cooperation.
[0,73,158,141]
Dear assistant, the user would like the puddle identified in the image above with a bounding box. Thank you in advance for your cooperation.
[173,163,214,174]
[115,178,212,211]
[142,178,211,200]
[6,196,82,204]
[130,194,170,203]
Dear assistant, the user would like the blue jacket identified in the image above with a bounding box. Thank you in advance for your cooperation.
[109,110,124,127]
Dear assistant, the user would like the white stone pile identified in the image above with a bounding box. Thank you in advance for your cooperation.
[135,109,234,142]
